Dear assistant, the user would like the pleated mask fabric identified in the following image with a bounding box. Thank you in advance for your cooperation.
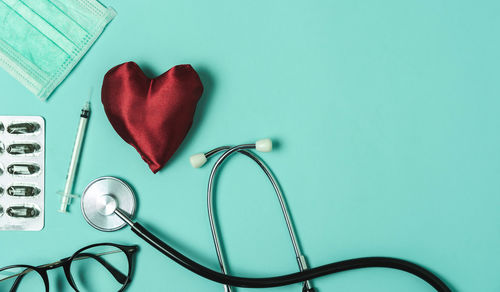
[0,0,116,100]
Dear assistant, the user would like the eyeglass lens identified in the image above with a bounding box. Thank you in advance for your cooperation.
[0,267,44,291]
[70,245,129,292]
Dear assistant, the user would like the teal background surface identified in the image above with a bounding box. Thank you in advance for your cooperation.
[1,0,499,291]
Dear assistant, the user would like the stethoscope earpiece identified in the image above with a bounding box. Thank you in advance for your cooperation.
[189,153,207,168]
[255,138,272,152]
[189,138,273,168]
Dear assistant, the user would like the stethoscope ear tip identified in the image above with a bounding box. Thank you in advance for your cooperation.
[256,138,272,152]
[190,153,207,168]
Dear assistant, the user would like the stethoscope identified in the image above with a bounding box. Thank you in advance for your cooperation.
[80,139,452,291]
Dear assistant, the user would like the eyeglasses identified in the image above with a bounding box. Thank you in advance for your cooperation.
[0,243,138,292]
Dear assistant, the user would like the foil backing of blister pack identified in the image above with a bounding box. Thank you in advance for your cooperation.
[0,116,44,231]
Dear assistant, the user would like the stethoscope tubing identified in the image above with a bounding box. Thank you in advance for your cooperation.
[125,217,451,291]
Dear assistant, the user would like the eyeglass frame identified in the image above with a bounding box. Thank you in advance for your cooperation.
[0,242,138,292]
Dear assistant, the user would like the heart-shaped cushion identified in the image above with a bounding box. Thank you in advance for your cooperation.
[102,62,204,173]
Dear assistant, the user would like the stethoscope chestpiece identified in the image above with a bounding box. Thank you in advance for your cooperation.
[81,176,136,232]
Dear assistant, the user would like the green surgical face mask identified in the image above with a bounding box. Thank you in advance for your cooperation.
[0,0,115,100]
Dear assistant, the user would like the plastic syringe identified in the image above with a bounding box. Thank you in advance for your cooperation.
[59,101,91,213]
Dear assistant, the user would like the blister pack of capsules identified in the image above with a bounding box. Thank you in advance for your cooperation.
[0,116,44,231]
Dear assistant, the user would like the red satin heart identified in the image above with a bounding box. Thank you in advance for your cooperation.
[102,62,204,173]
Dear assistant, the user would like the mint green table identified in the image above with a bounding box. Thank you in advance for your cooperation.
[1,0,499,291]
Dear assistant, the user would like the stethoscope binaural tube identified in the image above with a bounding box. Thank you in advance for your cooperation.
[191,139,314,292]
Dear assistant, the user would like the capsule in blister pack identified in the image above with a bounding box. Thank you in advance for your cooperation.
[0,116,44,231]
[7,122,40,134]
[7,184,41,197]
[7,163,41,175]
[6,205,40,218]
[7,142,41,155]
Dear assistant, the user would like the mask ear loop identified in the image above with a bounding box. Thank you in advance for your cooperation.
[203,143,315,292]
